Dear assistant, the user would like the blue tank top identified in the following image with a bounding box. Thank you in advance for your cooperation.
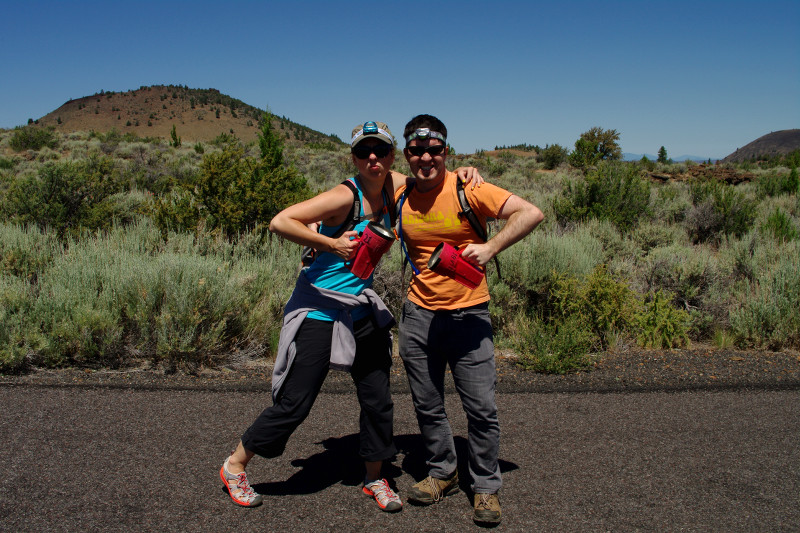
[306,177,392,321]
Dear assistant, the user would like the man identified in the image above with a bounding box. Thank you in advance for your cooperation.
[396,114,544,525]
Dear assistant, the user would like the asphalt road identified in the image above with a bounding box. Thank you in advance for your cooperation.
[1,381,798,532]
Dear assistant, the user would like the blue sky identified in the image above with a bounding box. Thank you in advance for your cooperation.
[1,0,798,159]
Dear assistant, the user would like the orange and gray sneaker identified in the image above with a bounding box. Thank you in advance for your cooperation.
[362,478,402,512]
[407,472,460,504]
[220,458,263,507]
[473,492,501,524]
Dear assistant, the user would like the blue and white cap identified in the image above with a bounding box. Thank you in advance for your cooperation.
[351,121,394,147]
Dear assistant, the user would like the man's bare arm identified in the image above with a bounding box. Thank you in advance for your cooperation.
[459,195,544,267]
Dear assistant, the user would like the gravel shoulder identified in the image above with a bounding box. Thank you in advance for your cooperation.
[3,346,798,393]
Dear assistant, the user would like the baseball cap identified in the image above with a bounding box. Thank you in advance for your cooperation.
[351,121,394,147]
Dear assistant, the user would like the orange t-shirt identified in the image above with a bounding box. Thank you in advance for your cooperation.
[396,171,512,310]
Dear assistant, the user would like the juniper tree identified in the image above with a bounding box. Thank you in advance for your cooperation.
[569,127,621,168]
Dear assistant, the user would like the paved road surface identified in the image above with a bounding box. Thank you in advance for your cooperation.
[1,384,798,532]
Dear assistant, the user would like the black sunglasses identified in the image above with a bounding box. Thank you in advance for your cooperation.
[352,143,393,159]
[406,144,446,157]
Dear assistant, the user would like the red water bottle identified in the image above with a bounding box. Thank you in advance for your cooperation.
[427,242,485,289]
[349,222,395,279]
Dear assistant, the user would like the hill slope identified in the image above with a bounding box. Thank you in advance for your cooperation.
[32,85,343,147]
[722,129,800,163]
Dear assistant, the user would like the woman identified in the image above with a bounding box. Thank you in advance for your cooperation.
[220,121,482,512]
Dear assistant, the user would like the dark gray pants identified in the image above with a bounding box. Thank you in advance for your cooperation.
[242,316,396,462]
[399,300,501,493]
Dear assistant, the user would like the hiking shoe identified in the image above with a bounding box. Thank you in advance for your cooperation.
[363,478,402,512]
[220,458,263,507]
[473,493,501,524]
[407,472,459,505]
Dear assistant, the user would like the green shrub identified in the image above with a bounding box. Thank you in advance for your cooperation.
[638,155,656,172]
[550,264,636,349]
[761,207,799,241]
[8,126,58,151]
[512,313,594,374]
[686,180,756,243]
[170,125,181,148]
[481,156,508,178]
[756,170,799,198]
[538,144,569,170]
[3,154,125,236]
[553,161,651,231]
[195,115,311,235]
[153,187,202,237]
[789,167,799,194]
[636,290,690,349]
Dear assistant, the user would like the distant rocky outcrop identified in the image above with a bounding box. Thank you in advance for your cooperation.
[722,129,800,163]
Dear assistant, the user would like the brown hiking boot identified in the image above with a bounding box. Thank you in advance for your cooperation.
[407,472,459,504]
[473,493,501,524]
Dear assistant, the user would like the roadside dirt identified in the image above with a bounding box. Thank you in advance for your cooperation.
[4,347,798,394]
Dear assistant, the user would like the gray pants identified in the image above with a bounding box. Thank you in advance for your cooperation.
[399,300,501,494]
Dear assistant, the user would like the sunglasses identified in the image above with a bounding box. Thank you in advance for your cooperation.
[406,144,446,157]
[352,143,393,159]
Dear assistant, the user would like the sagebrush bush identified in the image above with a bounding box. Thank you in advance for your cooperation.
[631,220,690,253]
[498,226,605,293]
[0,223,62,281]
[0,220,299,372]
[583,218,643,266]
[729,244,800,350]
[288,145,353,192]
[0,275,39,372]
[650,181,691,224]
[686,179,757,243]
[640,243,719,312]
[553,161,651,231]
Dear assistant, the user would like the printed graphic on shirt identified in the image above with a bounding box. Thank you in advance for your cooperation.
[400,172,512,311]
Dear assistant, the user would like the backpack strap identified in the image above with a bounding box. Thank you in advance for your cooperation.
[336,178,361,237]
[396,183,420,279]
[456,179,487,241]
[456,180,502,279]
